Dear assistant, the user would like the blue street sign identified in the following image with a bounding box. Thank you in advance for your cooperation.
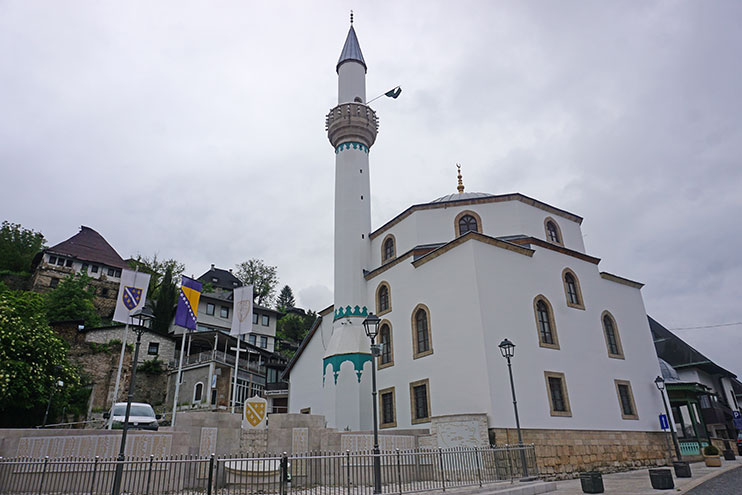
[659,413,669,430]
[734,418,742,430]
[733,410,741,419]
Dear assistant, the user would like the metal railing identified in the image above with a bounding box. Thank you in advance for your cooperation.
[0,445,537,495]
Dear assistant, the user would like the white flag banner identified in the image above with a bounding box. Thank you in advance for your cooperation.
[113,269,152,324]
[231,285,254,336]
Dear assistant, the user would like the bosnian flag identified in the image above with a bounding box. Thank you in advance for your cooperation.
[230,285,253,336]
[175,276,202,330]
[113,269,151,324]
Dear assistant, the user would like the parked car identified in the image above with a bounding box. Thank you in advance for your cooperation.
[737,432,742,455]
[103,402,160,431]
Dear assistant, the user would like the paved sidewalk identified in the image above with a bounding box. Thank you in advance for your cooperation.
[550,458,742,494]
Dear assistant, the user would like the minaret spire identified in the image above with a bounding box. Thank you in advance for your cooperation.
[457,163,465,193]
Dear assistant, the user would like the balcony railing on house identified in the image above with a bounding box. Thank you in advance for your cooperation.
[0,445,538,495]
[679,440,709,456]
[170,350,264,374]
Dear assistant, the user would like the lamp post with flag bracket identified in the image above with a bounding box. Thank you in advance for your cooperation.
[111,309,154,495]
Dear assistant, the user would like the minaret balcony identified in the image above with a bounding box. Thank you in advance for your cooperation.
[326,103,379,149]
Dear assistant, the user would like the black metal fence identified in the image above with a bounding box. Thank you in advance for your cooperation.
[0,445,537,495]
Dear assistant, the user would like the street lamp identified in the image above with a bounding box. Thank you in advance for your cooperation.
[362,313,382,494]
[112,309,155,495]
[498,339,530,479]
[655,376,682,461]
[42,364,64,428]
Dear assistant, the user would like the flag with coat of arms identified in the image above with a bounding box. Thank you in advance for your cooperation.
[230,285,254,336]
[113,269,152,324]
[175,276,202,330]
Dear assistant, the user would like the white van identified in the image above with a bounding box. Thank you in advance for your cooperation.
[104,402,160,430]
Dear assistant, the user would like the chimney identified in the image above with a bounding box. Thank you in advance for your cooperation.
[229,268,233,273]
[211,264,215,270]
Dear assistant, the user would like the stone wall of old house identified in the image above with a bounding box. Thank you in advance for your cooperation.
[489,427,669,479]
[32,263,120,318]
[134,370,169,408]
[67,339,132,413]
[85,326,177,364]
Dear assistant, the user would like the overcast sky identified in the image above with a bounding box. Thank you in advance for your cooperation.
[2,1,741,377]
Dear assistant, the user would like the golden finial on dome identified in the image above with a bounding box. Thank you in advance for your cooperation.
[456,163,465,193]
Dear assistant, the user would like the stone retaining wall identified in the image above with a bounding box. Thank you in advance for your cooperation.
[490,427,669,479]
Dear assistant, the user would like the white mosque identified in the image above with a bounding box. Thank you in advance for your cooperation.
[285,19,669,470]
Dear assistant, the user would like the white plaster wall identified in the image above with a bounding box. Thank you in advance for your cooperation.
[677,369,717,391]
[338,62,366,104]
[367,241,493,430]
[363,236,663,433]
[334,147,371,312]
[720,377,740,410]
[288,317,333,418]
[676,369,700,384]
[474,242,663,432]
[369,199,585,268]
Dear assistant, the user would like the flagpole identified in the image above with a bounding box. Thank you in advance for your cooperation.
[231,339,241,414]
[172,328,187,427]
[366,86,401,105]
[109,322,129,429]
[109,266,140,429]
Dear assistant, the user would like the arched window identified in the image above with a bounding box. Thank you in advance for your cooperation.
[454,210,483,237]
[379,322,394,367]
[562,269,585,309]
[193,382,204,403]
[381,234,396,262]
[411,304,433,358]
[534,296,559,349]
[376,282,391,315]
[459,215,478,235]
[544,217,563,245]
[602,312,624,358]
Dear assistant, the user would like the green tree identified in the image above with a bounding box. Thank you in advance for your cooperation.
[277,309,317,344]
[128,254,185,335]
[0,290,81,427]
[0,221,46,274]
[128,254,185,296]
[45,272,101,327]
[234,259,279,307]
[150,265,178,335]
[276,285,296,311]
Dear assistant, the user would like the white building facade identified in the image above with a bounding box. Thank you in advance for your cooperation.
[286,21,670,475]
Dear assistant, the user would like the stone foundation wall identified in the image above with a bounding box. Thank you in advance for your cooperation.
[490,427,670,479]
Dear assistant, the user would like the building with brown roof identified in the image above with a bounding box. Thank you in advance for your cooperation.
[32,226,129,318]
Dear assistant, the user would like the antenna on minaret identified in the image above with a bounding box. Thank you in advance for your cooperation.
[457,164,465,193]
[350,10,354,25]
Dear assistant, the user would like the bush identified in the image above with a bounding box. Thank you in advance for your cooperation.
[704,445,720,456]
[138,359,164,374]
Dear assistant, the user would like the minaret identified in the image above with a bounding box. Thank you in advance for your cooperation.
[322,16,379,430]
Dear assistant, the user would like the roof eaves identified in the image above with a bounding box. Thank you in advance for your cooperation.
[369,193,583,241]
[283,314,324,377]
[411,231,534,269]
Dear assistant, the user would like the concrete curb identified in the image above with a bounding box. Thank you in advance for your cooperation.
[676,463,741,493]
[438,481,557,495]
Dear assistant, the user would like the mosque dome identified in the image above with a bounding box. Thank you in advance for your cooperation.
[429,192,494,203]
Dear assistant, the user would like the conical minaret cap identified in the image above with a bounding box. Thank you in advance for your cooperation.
[337,25,367,73]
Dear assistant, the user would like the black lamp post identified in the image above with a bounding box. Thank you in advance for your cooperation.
[362,313,382,494]
[498,339,530,479]
[655,376,682,461]
[112,309,154,495]
[42,365,64,427]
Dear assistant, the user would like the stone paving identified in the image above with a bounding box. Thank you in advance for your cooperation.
[549,458,742,494]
